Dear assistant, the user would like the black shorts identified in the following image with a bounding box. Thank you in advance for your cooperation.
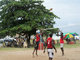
[35,41,39,50]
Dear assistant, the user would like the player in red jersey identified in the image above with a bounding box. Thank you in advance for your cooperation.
[32,30,40,57]
[43,34,57,60]
[60,32,67,56]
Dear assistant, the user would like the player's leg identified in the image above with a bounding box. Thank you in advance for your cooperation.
[60,43,64,56]
[32,48,36,57]
[49,58,53,60]
[35,41,39,56]
[32,48,38,57]
[61,47,64,56]
[35,49,38,56]
[32,41,37,57]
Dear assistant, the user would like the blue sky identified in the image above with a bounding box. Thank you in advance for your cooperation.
[43,0,80,34]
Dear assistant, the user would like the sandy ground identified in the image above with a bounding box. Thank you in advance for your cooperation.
[0,48,80,60]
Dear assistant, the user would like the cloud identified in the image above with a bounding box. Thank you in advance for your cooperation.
[60,23,80,28]
[43,0,80,34]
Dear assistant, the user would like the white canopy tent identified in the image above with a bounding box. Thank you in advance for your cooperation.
[75,36,80,40]
[52,34,60,40]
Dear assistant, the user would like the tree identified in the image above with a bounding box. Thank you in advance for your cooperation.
[0,0,59,47]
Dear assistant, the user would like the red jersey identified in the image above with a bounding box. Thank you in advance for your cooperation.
[47,37,53,49]
[36,34,40,42]
[60,35,67,43]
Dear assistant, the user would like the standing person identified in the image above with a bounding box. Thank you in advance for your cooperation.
[60,32,67,56]
[32,30,40,57]
[43,34,57,60]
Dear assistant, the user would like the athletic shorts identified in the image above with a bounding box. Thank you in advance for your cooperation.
[60,43,64,48]
[47,49,54,59]
[35,41,39,49]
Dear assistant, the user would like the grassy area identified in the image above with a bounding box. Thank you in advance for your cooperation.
[0,41,80,51]
[55,43,80,48]
[0,47,34,51]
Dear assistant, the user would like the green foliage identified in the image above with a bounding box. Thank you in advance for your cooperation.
[43,28,59,36]
[0,0,59,37]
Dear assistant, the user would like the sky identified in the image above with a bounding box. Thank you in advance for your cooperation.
[43,0,80,34]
